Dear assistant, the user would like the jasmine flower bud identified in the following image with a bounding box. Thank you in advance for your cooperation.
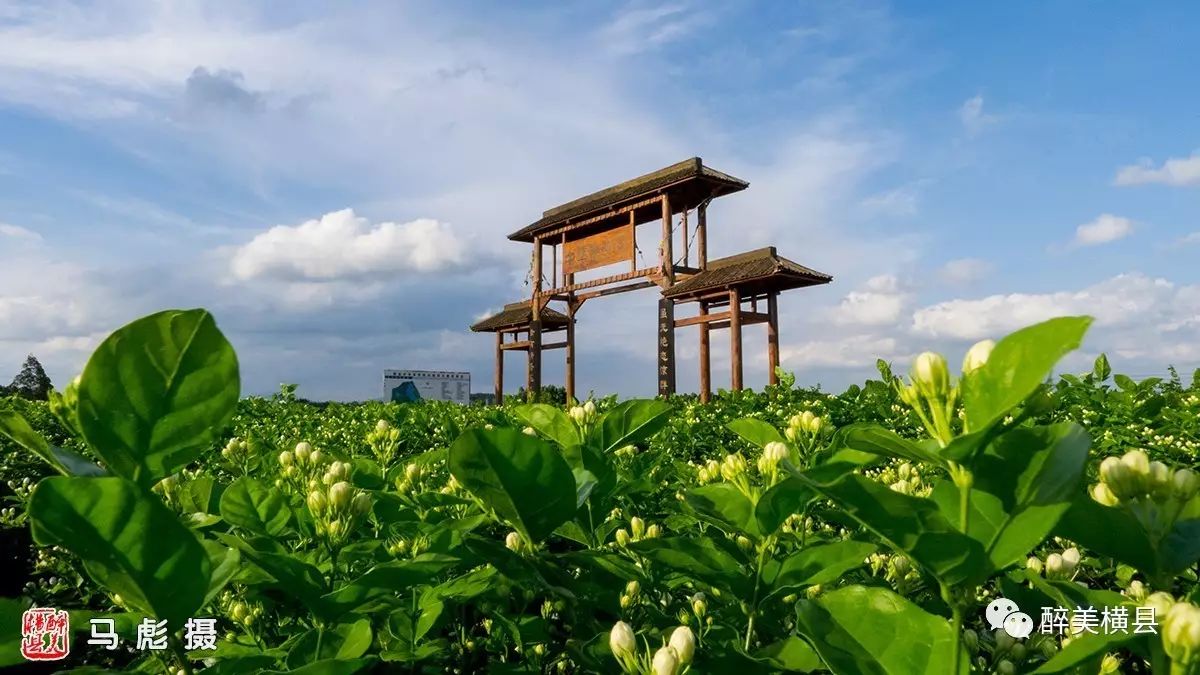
[652,645,679,675]
[911,352,950,398]
[505,531,522,552]
[962,339,995,375]
[668,626,695,665]
[1173,468,1199,501]
[329,481,354,510]
[1162,602,1200,667]
[609,621,636,659]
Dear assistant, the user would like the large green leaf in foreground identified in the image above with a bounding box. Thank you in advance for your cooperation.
[29,476,212,626]
[449,427,576,543]
[76,308,239,486]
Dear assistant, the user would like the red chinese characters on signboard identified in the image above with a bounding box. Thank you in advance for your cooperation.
[21,607,70,661]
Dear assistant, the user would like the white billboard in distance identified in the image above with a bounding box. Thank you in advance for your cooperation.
[383,369,470,404]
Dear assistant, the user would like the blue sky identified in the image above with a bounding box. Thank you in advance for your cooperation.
[1,0,1198,400]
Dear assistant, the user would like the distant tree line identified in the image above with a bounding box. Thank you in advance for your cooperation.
[0,355,53,401]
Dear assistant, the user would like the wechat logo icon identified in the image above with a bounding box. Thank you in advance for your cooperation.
[985,597,1034,639]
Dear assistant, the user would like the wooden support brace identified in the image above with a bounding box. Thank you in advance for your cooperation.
[494,332,503,404]
[729,288,743,390]
[699,300,710,403]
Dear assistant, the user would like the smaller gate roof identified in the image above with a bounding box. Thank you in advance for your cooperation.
[470,301,571,332]
[663,247,832,300]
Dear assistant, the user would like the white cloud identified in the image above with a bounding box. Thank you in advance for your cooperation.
[959,95,996,134]
[1114,152,1200,187]
[911,273,1183,340]
[1178,231,1200,246]
[781,335,902,368]
[599,3,710,55]
[0,223,41,241]
[229,209,469,282]
[828,275,911,326]
[1073,214,1134,246]
[939,258,992,284]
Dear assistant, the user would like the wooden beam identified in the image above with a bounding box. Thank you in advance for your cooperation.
[537,194,663,240]
[543,267,658,295]
[575,279,656,304]
[699,300,710,403]
[767,292,779,386]
[501,340,568,352]
[675,311,769,328]
[494,331,503,405]
[697,203,707,270]
[675,311,731,328]
[730,288,743,390]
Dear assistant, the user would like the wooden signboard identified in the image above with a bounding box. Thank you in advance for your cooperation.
[563,225,633,274]
[658,299,675,397]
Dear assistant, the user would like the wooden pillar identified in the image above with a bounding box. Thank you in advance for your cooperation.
[767,292,779,386]
[661,194,674,285]
[698,300,711,403]
[697,203,708,270]
[529,241,543,401]
[494,332,504,404]
[658,298,676,397]
[730,288,743,390]
[566,289,576,404]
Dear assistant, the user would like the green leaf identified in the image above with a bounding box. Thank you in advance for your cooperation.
[286,619,373,668]
[202,540,242,607]
[629,537,749,595]
[0,408,104,476]
[323,556,460,618]
[595,399,672,452]
[685,483,759,537]
[836,424,946,467]
[1092,354,1111,381]
[795,585,965,675]
[760,540,876,603]
[1163,518,1200,577]
[263,657,377,675]
[1053,495,1160,577]
[962,316,1092,432]
[1113,373,1136,392]
[509,404,581,448]
[1033,628,1142,673]
[177,475,217,514]
[448,428,576,543]
[222,538,332,619]
[76,309,240,486]
[797,466,990,587]
[219,477,291,537]
[727,418,785,449]
[0,597,28,667]
[934,423,1090,571]
[28,476,211,626]
[755,477,815,535]
[755,636,824,672]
